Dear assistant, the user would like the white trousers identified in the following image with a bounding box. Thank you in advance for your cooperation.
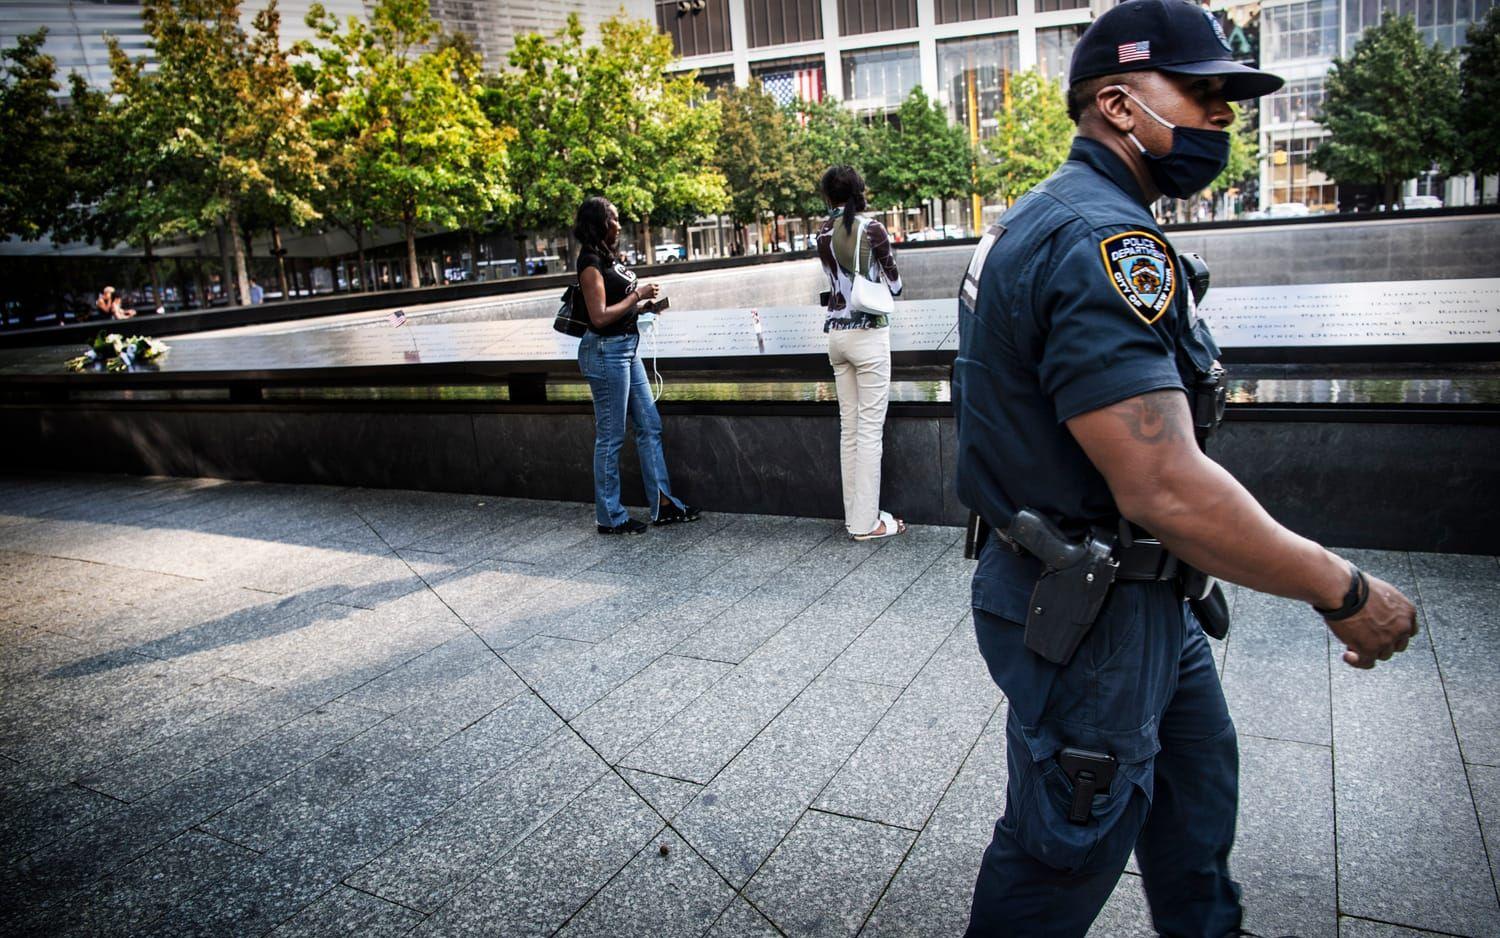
[827,327,891,535]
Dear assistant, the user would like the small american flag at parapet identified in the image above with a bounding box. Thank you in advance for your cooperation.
[1118,41,1150,63]
[760,68,824,109]
[387,309,406,327]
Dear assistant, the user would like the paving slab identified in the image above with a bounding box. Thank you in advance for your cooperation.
[706,898,784,937]
[862,705,1007,938]
[1337,918,1464,938]
[416,772,663,937]
[613,768,700,820]
[815,620,1001,830]
[555,829,736,938]
[7,829,257,938]
[1409,570,1500,766]
[1468,762,1500,905]
[673,675,897,887]
[346,729,607,912]
[267,884,425,937]
[570,654,731,764]
[3,477,1496,938]
[1221,587,1332,747]
[1086,872,1156,937]
[1330,550,1500,937]
[744,808,916,937]
[1235,735,1337,938]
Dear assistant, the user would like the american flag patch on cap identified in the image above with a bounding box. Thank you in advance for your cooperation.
[1118,41,1150,62]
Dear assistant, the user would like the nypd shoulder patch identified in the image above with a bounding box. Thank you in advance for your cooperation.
[1099,231,1176,325]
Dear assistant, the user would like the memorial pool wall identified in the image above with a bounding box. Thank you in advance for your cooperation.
[2,212,1497,553]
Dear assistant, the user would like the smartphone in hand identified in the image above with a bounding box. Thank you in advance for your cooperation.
[646,296,669,313]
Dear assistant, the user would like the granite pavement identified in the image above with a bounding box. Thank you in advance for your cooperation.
[1,474,1496,937]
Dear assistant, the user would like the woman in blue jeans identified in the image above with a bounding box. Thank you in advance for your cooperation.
[573,196,700,534]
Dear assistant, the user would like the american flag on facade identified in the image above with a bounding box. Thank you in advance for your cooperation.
[760,67,824,119]
[387,309,407,327]
[1118,41,1151,63]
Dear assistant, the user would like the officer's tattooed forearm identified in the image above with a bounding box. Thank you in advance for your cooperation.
[1114,390,1192,445]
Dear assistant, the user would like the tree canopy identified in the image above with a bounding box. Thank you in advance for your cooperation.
[982,69,1072,205]
[1312,13,1461,208]
[1459,6,1500,189]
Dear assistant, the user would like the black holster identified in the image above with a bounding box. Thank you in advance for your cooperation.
[1182,566,1230,640]
[1006,510,1120,666]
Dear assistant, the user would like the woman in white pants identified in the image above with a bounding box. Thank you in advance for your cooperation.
[816,165,906,540]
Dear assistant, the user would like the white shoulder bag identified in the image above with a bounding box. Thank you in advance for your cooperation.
[846,217,895,316]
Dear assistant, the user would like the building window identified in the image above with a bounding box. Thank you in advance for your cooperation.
[1034,0,1089,11]
[744,0,823,48]
[1262,0,1340,63]
[936,34,1020,140]
[751,56,828,107]
[934,0,1019,24]
[1342,0,1495,49]
[657,0,733,58]
[839,0,919,36]
[842,44,921,113]
[1036,23,1088,84]
[1266,129,1337,211]
[1265,76,1326,124]
[694,65,736,96]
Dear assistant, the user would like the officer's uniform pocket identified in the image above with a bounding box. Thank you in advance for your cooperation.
[1004,718,1160,876]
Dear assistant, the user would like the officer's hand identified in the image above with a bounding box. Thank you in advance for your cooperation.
[1324,573,1418,669]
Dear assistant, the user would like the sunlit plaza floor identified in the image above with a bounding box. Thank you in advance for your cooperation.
[0,474,1496,937]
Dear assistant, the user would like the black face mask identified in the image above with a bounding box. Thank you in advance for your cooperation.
[1114,86,1231,199]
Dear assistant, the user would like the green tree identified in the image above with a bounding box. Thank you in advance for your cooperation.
[480,15,591,253]
[1210,103,1259,215]
[238,1,322,300]
[1312,13,1461,209]
[583,15,726,260]
[62,57,194,306]
[790,96,873,221]
[866,87,972,232]
[117,0,263,304]
[1459,6,1500,197]
[982,69,1072,205]
[715,82,799,253]
[0,29,71,242]
[297,3,380,290]
[304,0,511,289]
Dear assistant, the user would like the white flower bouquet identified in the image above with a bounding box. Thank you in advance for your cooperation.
[65,332,171,373]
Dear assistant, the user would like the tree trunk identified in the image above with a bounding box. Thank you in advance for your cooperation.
[641,213,654,266]
[226,214,250,306]
[144,236,162,312]
[217,222,234,305]
[354,223,368,293]
[467,230,479,280]
[271,224,290,301]
[403,205,420,288]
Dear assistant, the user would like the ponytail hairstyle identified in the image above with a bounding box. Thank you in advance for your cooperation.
[820,165,867,234]
[573,196,620,265]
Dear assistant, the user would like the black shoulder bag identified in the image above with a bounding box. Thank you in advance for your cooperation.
[552,283,588,336]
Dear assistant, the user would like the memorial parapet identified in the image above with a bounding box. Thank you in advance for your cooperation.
[1,279,1498,401]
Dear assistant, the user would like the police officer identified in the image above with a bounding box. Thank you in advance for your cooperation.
[954,1,1420,935]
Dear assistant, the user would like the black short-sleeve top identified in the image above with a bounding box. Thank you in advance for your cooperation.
[577,249,639,336]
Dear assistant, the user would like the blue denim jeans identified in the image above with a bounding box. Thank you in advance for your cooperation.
[577,331,686,527]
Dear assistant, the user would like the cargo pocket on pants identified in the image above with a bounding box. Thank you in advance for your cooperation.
[1005,726,1159,876]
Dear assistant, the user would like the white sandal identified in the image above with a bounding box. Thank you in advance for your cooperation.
[853,510,907,541]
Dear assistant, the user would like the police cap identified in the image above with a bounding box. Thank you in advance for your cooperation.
[1070,0,1283,100]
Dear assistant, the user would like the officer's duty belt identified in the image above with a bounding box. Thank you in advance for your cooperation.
[993,527,1178,581]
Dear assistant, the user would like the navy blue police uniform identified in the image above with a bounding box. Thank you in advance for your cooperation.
[953,3,1282,935]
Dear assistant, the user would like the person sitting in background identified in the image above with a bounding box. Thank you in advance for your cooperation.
[96,286,135,320]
